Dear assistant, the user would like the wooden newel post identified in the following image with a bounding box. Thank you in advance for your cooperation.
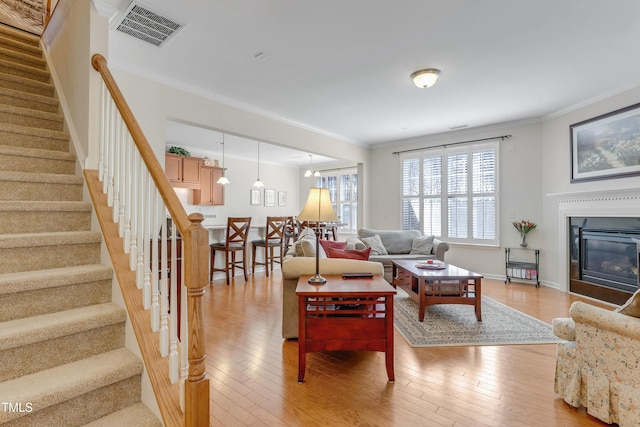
[184,213,210,426]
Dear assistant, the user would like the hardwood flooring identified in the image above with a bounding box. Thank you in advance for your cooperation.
[204,272,615,427]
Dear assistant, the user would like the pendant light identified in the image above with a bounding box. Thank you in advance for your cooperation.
[253,141,264,188]
[304,154,321,178]
[216,134,230,185]
[304,155,313,177]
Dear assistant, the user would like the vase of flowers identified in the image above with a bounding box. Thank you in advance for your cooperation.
[512,220,536,247]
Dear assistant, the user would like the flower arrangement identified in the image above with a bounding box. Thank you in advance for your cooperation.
[512,220,537,234]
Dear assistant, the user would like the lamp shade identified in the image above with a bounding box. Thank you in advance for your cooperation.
[411,68,441,88]
[297,188,338,223]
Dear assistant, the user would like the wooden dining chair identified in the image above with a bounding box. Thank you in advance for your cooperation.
[210,217,252,285]
[252,216,287,277]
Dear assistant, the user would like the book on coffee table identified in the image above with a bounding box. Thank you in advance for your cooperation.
[342,272,374,279]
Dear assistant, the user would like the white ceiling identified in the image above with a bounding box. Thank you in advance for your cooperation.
[102,0,640,150]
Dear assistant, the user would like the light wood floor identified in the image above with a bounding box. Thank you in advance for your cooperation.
[204,272,615,427]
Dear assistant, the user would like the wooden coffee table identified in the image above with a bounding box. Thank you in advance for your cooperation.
[391,259,483,322]
[296,275,396,382]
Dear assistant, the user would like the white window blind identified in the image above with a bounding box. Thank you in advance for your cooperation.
[401,142,499,245]
[316,168,358,233]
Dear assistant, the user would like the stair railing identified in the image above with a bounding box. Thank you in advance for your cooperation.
[90,53,209,426]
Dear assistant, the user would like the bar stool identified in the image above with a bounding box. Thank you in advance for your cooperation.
[252,216,287,277]
[283,216,298,252]
[210,217,252,285]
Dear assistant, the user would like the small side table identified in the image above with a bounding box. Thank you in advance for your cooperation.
[296,275,396,382]
[504,247,540,287]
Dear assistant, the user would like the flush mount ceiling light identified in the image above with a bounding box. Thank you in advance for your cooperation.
[411,68,441,88]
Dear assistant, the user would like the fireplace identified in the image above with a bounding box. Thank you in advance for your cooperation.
[569,217,640,304]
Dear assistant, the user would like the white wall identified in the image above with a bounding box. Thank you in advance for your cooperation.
[109,69,374,225]
[541,86,640,289]
[369,120,544,280]
[42,0,107,168]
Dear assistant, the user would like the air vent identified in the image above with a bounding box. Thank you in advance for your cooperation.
[114,2,184,47]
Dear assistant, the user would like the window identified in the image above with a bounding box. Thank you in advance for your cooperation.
[316,168,358,233]
[401,142,498,245]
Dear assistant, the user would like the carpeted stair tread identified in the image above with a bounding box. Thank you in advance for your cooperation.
[0,69,54,96]
[0,86,59,112]
[0,31,41,58]
[0,302,125,351]
[0,45,47,70]
[0,24,40,48]
[0,264,111,295]
[83,402,162,427]
[0,145,76,174]
[0,230,101,248]
[0,121,67,139]
[0,144,75,161]
[0,169,82,184]
[0,56,50,82]
[0,201,91,233]
[0,348,143,424]
[0,200,90,212]
[0,103,64,130]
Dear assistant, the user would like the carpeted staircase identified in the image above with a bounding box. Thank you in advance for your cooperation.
[0,24,161,426]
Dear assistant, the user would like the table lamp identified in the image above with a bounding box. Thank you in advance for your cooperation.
[297,187,338,284]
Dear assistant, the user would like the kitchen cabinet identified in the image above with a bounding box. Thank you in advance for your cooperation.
[165,154,201,189]
[193,166,224,205]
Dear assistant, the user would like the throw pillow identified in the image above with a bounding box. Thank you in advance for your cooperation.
[295,229,318,257]
[319,239,347,254]
[326,247,371,260]
[410,235,435,255]
[616,289,640,317]
[360,234,388,255]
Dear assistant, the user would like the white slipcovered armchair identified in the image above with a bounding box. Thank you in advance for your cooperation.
[553,295,640,426]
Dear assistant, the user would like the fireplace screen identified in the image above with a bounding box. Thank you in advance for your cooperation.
[581,230,639,293]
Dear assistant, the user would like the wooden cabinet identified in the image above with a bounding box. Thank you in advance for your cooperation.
[193,166,224,205]
[165,154,201,189]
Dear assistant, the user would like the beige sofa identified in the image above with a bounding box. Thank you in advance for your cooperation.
[281,256,384,339]
[553,298,640,425]
[348,228,449,283]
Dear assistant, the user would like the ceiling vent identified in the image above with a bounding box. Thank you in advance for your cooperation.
[114,1,184,47]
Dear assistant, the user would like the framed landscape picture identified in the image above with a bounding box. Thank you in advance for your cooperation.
[570,102,640,182]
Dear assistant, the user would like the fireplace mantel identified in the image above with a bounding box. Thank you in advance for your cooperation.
[553,188,640,295]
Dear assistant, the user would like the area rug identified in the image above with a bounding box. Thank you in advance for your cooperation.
[393,289,562,347]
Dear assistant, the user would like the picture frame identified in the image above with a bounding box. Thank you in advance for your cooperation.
[278,191,287,207]
[264,189,276,207]
[250,188,261,205]
[570,102,640,182]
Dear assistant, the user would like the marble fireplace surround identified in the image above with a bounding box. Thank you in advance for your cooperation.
[554,188,640,294]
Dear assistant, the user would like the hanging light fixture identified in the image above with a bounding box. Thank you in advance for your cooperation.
[216,134,230,185]
[304,154,322,178]
[411,68,441,88]
[253,141,264,188]
[304,155,314,177]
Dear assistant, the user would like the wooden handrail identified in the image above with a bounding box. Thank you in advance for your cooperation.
[91,53,210,426]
